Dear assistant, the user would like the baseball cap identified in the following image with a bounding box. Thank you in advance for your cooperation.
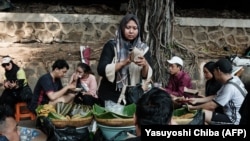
[167,56,183,66]
[2,56,12,64]
[213,58,232,73]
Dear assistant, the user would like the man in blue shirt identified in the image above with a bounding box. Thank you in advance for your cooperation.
[28,59,76,114]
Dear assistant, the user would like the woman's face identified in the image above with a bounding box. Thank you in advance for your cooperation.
[2,62,12,71]
[123,20,139,41]
[76,66,89,78]
[203,67,213,80]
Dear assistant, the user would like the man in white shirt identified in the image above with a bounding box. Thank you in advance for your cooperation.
[187,58,247,125]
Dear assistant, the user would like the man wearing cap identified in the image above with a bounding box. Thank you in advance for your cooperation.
[0,56,33,112]
[187,58,247,125]
[164,56,192,101]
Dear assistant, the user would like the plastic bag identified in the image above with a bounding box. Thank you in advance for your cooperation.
[188,109,204,125]
[36,116,90,141]
[105,100,124,115]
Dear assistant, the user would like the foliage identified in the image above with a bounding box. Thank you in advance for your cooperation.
[128,0,200,86]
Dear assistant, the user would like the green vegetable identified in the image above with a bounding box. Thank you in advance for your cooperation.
[173,107,197,117]
[35,105,44,115]
[56,102,61,114]
[48,112,67,120]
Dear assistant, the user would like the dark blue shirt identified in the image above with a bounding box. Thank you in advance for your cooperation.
[28,73,63,113]
[0,136,8,141]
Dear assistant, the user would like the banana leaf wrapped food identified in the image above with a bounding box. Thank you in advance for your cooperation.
[36,102,93,128]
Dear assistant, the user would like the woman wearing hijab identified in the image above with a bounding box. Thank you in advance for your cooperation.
[97,13,153,106]
[0,56,33,112]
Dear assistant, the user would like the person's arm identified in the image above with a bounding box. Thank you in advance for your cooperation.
[188,100,218,111]
[97,40,131,82]
[140,49,152,78]
[47,83,75,100]
[83,75,98,97]
[97,41,116,78]
[41,76,75,101]
[69,72,78,84]
[15,68,27,88]
[188,95,215,105]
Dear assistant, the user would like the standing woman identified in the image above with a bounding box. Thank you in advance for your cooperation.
[97,13,153,106]
[69,62,98,106]
[0,56,33,111]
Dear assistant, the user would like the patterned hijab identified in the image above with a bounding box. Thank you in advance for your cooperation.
[115,14,148,89]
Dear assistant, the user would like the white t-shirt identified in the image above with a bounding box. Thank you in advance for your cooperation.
[214,76,247,125]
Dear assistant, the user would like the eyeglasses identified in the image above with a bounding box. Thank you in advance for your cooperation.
[2,63,10,67]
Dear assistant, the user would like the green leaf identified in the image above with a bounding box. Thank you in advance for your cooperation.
[92,104,115,118]
[123,103,136,116]
[173,107,197,117]
[92,103,136,119]
[35,105,44,115]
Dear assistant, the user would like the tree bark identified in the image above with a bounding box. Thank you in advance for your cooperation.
[128,0,174,86]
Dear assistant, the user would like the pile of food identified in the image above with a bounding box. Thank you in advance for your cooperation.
[172,107,197,125]
[36,102,93,128]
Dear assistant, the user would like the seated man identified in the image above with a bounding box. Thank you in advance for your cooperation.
[164,56,192,105]
[0,105,20,141]
[187,59,247,125]
[28,59,76,114]
[126,87,175,141]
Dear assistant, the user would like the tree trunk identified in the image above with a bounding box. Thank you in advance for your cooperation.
[128,0,174,86]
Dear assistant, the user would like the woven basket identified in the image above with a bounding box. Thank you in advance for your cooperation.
[95,117,134,127]
[173,118,192,125]
[51,116,93,128]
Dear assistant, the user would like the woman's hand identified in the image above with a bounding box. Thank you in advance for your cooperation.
[4,81,10,88]
[134,56,148,67]
[187,97,198,105]
[5,81,17,89]
[67,83,76,91]
[81,91,98,98]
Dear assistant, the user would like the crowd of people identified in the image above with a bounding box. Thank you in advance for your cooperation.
[0,13,249,140]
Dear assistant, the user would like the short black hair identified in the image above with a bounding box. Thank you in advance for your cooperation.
[0,105,15,131]
[52,59,69,71]
[135,87,173,128]
[77,63,94,75]
[213,58,232,73]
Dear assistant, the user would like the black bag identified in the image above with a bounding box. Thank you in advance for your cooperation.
[125,83,144,105]
[52,126,90,141]
[239,92,249,125]
[36,116,90,141]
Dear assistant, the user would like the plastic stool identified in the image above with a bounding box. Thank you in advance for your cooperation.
[15,102,36,122]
